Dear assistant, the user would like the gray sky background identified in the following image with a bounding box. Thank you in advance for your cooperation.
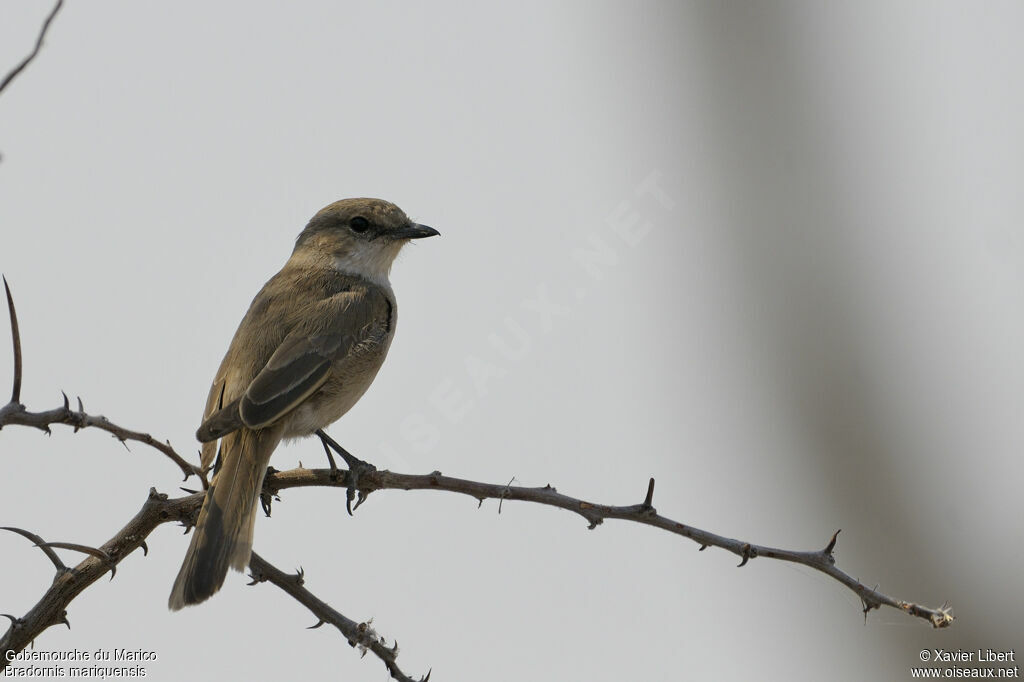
[1,2,1022,681]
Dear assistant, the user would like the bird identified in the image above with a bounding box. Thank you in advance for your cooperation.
[168,197,439,610]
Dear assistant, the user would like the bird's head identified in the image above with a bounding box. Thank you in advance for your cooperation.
[294,198,439,285]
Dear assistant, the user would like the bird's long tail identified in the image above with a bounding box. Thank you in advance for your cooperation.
[168,427,281,610]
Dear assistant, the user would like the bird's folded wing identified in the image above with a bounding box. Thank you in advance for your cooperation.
[237,333,336,429]
[196,287,388,442]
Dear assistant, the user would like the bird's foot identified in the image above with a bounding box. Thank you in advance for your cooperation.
[315,430,376,515]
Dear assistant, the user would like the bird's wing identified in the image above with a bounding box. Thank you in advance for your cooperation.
[196,286,390,442]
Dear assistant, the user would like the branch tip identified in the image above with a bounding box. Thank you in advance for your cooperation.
[931,604,954,629]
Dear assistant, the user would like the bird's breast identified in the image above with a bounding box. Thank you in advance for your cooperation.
[279,319,395,439]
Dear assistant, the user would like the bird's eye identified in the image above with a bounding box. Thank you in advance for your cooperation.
[349,216,370,233]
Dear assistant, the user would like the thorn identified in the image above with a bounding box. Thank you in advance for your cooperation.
[60,613,70,629]
[307,620,326,630]
[38,542,116,579]
[737,543,754,567]
[1,613,19,626]
[641,477,655,511]
[476,498,484,509]
[498,476,515,514]
[861,597,880,623]
[4,275,23,404]
[2,526,67,572]
[422,669,432,682]
[824,529,841,555]
[61,391,69,409]
[139,540,148,556]
[76,396,83,413]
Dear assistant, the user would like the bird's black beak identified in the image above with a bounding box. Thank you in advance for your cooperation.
[390,223,440,239]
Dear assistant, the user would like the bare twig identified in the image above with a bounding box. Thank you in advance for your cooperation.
[0,0,65,98]
[249,553,429,682]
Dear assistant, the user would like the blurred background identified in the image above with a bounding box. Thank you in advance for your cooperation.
[1,2,1021,680]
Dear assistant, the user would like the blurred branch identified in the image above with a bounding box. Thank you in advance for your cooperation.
[0,0,64,98]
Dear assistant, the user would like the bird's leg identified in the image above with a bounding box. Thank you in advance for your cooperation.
[315,429,376,515]
[319,435,339,471]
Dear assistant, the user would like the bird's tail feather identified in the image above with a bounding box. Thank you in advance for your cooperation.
[168,427,280,610]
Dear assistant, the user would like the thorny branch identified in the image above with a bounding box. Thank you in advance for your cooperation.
[0,278,953,680]
[0,278,204,484]
[248,553,430,682]
[263,467,955,629]
[0,488,427,682]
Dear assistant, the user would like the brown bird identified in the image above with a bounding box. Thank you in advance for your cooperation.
[169,198,438,609]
